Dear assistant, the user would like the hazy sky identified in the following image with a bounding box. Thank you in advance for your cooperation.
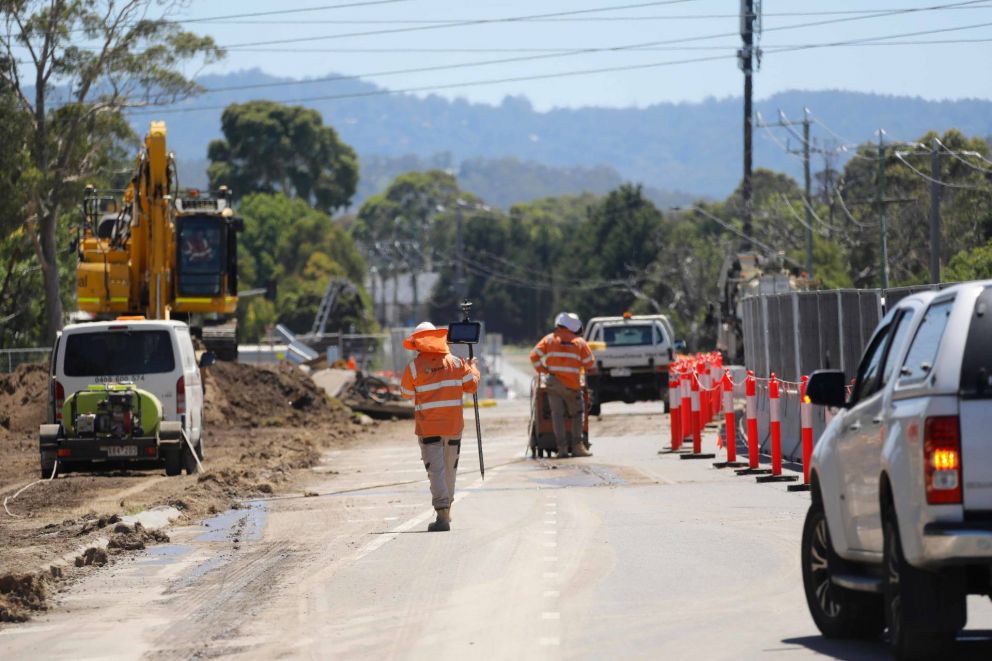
[173,0,992,109]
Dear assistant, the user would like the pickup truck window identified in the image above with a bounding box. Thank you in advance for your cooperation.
[900,299,954,383]
[850,322,892,404]
[603,325,654,347]
[960,287,992,398]
[881,311,913,387]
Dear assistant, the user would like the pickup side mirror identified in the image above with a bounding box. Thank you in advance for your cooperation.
[198,351,217,368]
[806,369,847,408]
[673,339,688,353]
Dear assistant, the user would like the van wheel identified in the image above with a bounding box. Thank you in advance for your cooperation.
[883,509,959,659]
[182,442,199,475]
[801,501,884,639]
[163,447,182,476]
[40,454,59,480]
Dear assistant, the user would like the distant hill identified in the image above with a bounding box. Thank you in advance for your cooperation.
[151,69,992,202]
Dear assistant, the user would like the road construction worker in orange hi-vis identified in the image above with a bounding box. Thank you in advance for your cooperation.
[400,321,481,532]
[531,312,594,458]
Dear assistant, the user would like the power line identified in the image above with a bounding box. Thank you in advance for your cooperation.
[935,138,992,174]
[168,4,992,25]
[196,36,992,54]
[121,20,992,110]
[217,0,990,49]
[221,0,708,49]
[894,151,990,189]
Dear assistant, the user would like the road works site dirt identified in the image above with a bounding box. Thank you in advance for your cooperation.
[0,361,362,624]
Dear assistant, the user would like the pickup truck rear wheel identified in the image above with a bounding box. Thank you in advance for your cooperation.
[883,510,959,660]
[801,501,884,639]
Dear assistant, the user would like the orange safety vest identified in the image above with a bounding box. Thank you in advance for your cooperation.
[530,328,595,390]
[400,329,480,437]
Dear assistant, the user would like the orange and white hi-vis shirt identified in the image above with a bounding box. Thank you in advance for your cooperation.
[530,328,595,390]
[400,329,481,437]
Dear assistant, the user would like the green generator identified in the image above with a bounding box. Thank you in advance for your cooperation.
[39,384,185,478]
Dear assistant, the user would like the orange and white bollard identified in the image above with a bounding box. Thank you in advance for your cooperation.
[691,371,702,454]
[770,373,782,475]
[681,364,693,446]
[801,375,813,482]
[669,368,681,451]
[746,370,759,468]
[723,371,737,463]
[757,373,799,484]
[710,356,721,423]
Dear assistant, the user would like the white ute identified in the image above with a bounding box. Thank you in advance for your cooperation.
[583,314,682,415]
[801,281,992,659]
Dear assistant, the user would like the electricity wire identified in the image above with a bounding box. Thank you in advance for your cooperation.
[894,151,990,189]
[935,138,992,175]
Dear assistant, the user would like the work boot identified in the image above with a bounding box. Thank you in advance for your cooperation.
[570,441,592,458]
[427,508,451,532]
[556,443,570,459]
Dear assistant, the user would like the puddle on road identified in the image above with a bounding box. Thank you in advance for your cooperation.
[195,501,268,543]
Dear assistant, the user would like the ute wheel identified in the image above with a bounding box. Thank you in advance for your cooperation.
[163,447,182,476]
[801,500,884,639]
[883,508,959,659]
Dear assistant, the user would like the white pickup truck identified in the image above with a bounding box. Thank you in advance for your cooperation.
[802,281,992,659]
[583,314,683,415]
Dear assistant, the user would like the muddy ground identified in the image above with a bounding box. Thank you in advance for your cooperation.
[0,361,367,624]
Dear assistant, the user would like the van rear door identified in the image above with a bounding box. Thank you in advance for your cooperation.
[57,326,180,421]
[958,287,992,510]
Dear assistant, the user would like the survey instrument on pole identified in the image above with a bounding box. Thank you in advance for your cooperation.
[450,300,484,479]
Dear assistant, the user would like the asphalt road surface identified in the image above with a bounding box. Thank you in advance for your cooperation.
[4,397,992,660]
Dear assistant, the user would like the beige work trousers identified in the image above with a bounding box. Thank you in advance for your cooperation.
[419,435,461,510]
[545,375,583,455]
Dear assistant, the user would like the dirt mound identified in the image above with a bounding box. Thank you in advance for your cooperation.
[0,572,49,622]
[0,364,48,438]
[203,362,349,428]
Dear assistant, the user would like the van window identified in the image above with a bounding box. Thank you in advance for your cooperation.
[900,299,954,383]
[960,287,992,398]
[64,330,175,377]
[603,324,654,347]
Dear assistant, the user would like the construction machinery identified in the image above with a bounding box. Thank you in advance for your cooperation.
[75,122,242,359]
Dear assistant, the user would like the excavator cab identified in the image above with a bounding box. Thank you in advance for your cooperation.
[173,189,242,316]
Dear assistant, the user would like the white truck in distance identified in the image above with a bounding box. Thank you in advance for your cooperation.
[802,281,992,660]
[583,314,683,416]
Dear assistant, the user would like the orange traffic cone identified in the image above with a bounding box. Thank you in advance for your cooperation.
[347,355,357,370]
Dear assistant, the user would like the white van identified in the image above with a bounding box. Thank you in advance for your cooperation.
[45,319,212,476]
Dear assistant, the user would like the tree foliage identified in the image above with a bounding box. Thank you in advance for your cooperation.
[236,192,372,341]
[208,100,358,214]
[1,0,222,342]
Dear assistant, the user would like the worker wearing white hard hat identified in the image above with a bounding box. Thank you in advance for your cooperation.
[400,321,480,531]
[529,311,595,458]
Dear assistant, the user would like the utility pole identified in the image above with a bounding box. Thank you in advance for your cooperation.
[876,130,890,290]
[756,108,824,277]
[929,137,942,284]
[802,108,813,278]
[739,0,760,249]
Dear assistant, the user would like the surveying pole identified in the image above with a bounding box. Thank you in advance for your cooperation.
[460,300,485,480]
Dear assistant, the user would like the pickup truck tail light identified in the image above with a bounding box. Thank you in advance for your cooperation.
[924,416,962,505]
[176,376,186,416]
[54,380,65,422]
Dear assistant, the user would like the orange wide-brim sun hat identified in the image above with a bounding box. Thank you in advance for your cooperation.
[403,327,450,351]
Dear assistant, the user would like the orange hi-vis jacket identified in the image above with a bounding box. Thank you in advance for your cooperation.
[400,329,481,437]
[530,328,595,390]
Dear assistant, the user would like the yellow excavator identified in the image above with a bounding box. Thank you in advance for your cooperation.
[75,121,242,359]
